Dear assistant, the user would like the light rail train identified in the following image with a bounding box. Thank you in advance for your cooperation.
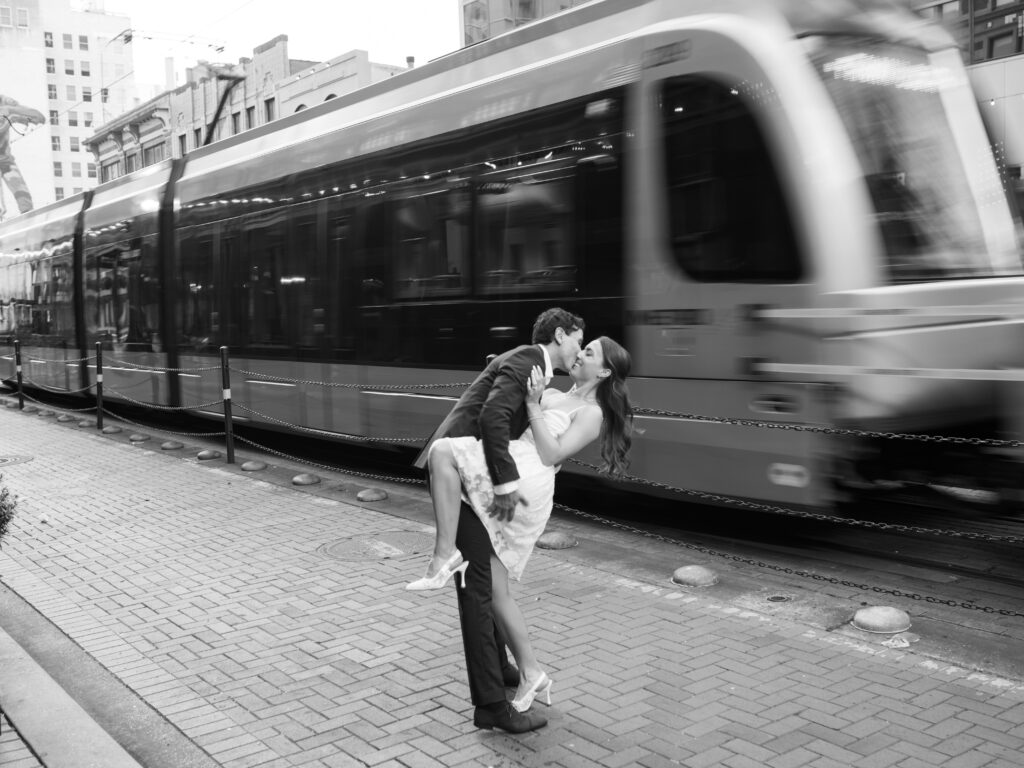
[4,0,1024,511]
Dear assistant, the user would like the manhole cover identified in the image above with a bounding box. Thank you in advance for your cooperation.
[0,455,33,467]
[318,531,433,561]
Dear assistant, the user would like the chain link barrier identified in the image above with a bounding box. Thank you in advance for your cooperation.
[22,377,95,395]
[19,390,97,413]
[102,385,226,412]
[231,367,473,390]
[233,434,424,484]
[103,357,222,373]
[632,406,1024,448]
[98,405,227,438]
[232,403,424,442]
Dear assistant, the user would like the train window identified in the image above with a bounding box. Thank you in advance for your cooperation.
[242,214,291,353]
[177,235,216,352]
[660,76,802,282]
[391,175,470,301]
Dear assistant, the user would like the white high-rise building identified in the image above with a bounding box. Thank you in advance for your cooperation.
[0,0,137,219]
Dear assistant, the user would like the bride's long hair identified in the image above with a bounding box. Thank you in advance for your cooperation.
[593,336,635,476]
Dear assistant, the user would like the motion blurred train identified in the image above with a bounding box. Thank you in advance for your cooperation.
[4,0,1024,511]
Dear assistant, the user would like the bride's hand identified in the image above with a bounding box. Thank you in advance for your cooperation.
[526,365,545,404]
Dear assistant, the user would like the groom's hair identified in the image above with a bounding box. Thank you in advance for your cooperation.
[531,308,584,344]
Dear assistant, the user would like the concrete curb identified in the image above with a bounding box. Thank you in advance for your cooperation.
[0,626,144,768]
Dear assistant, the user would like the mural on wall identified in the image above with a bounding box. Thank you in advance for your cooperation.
[0,94,45,220]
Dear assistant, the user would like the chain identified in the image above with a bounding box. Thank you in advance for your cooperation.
[18,354,95,365]
[102,386,225,412]
[232,403,424,442]
[103,357,221,373]
[23,377,94,395]
[20,391,96,413]
[98,406,227,438]
[554,503,1024,618]
[567,459,1024,544]
[231,368,472,390]
[233,434,424,484]
[633,407,1023,448]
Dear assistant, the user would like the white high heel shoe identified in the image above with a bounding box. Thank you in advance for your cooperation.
[511,672,552,712]
[406,550,469,590]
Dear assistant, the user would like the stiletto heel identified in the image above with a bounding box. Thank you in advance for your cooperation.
[406,550,467,591]
[452,561,469,588]
[511,672,552,712]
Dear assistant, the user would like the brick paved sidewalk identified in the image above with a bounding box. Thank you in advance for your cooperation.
[1,406,1023,768]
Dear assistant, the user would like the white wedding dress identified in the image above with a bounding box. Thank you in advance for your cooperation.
[444,390,584,580]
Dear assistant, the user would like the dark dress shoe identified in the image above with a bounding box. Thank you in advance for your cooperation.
[473,702,547,733]
[501,664,521,688]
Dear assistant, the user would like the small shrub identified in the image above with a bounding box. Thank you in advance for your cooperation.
[0,473,16,547]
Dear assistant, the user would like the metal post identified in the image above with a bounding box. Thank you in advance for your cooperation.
[95,341,104,430]
[13,340,23,410]
[220,346,234,464]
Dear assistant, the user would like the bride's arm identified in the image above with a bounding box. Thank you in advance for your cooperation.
[526,367,602,467]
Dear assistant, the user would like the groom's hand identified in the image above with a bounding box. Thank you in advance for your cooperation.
[489,490,527,521]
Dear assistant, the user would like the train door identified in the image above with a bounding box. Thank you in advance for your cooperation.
[627,30,834,507]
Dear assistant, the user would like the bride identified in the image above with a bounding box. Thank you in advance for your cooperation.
[408,336,635,711]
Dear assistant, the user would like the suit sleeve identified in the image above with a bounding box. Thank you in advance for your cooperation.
[478,347,540,490]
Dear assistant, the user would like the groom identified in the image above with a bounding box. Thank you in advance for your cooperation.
[414,307,584,733]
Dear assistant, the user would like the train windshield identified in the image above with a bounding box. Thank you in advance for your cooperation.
[806,36,1024,282]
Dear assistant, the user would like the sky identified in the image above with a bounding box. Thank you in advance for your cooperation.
[90,0,463,92]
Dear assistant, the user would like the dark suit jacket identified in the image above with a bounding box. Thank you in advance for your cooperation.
[414,344,543,488]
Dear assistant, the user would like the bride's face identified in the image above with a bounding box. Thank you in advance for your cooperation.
[569,339,607,385]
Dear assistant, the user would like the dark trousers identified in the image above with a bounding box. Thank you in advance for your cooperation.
[454,501,512,706]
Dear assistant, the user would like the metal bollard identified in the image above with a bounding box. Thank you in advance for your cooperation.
[220,346,235,464]
[95,342,104,430]
[14,340,23,410]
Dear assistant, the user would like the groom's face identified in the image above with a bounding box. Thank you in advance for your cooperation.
[557,328,584,372]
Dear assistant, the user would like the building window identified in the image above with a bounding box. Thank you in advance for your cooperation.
[78,34,87,50]
[231,111,240,134]
[264,97,275,122]
[87,162,96,178]
[178,134,187,155]
[15,7,26,27]
[100,87,107,103]
[62,32,72,49]
[45,57,55,73]
[71,162,81,177]
[142,144,165,166]
[47,84,57,99]
[65,85,75,100]
[0,7,12,27]
[55,187,64,200]
[125,153,138,173]
[44,31,52,46]
[82,86,91,102]
[193,127,202,147]
[70,136,80,152]
[51,136,60,150]
[53,161,63,177]
[100,160,120,182]
[245,105,255,129]
[68,111,77,126]
[72,187,82,194]
[48,109,58,125]
[80,60,90,76]
[64,59,74,75]
[83,112,92,127]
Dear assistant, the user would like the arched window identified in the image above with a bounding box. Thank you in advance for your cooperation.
[294,104,307,113]
[324,94,337,101]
